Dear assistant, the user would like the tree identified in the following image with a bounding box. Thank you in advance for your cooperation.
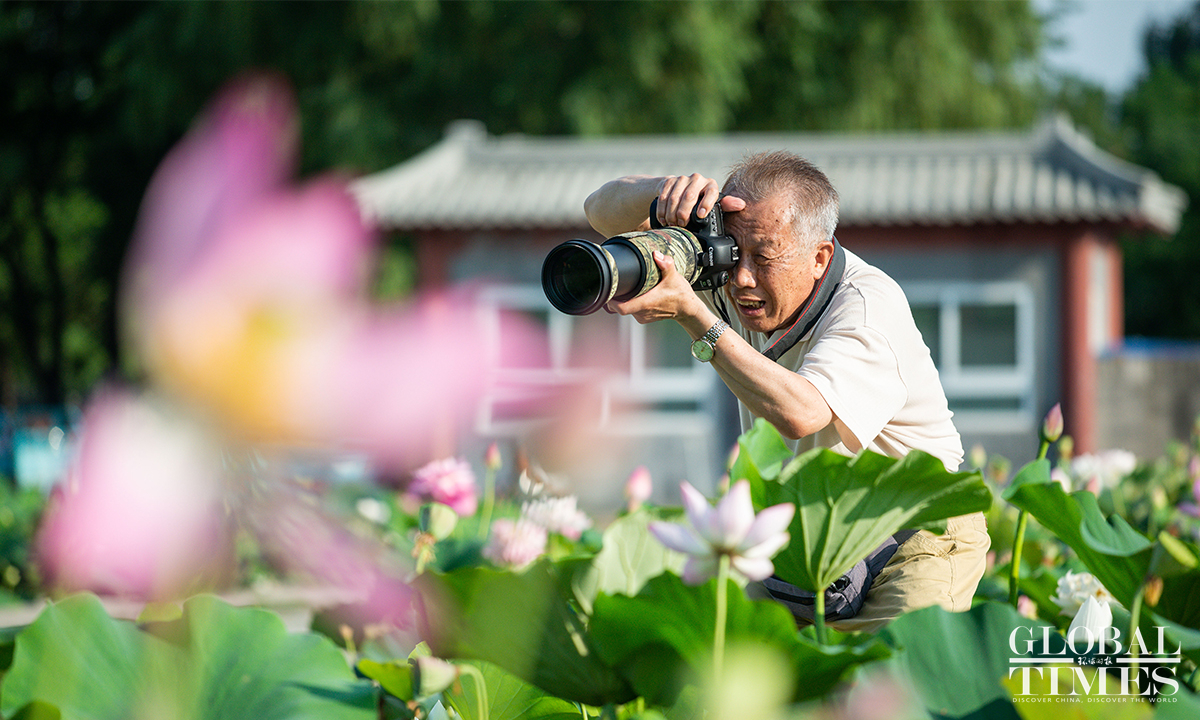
[0,0,1056,406]
[1121,1,1200,338]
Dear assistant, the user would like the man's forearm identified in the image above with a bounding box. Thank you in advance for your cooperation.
[706,329,834,441]
[584,175,660,237]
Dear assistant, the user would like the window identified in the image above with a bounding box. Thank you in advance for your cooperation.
[904,282,1036,431]
[475,285,719,437]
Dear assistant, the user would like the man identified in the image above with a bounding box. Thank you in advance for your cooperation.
[584,151,989,632]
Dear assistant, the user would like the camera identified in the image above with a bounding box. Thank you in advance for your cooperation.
[541,199,740,315]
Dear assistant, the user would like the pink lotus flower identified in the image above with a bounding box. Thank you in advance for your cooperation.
[36,391,229,600]
[120,73,547,470]
[407,458,478,517]
[649,480,794,585]
[483,518,547,569]
[624,466,652,512]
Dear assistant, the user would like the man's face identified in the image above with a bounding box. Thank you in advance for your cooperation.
[721,193,828,335]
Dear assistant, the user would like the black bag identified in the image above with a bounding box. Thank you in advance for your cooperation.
[762,530,917,623]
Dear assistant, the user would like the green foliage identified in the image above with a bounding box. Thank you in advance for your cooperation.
[1,594,376,720]
[442,661,582,720]
[427,561,638,706]
[0,483,46,601]
[590,572,890,707]
[1120,3,1200,338]
[883,602,1066,720]
[735,419,993,594]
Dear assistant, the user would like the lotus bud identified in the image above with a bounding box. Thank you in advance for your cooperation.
[1059,435,1075,462]
[485,441,502,472]
[968,444,987,471]
[1066,595,1113,654]
[420,502,458,541]
[624,466,652,512]
[1040,403,1064,444]
[1144,576,1163,608]
[411,655,459,697]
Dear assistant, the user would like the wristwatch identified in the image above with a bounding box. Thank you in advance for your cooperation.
[690,320,730,362]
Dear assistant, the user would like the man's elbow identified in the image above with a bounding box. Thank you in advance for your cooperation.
[771,408,833,441]
[772,417,816,441]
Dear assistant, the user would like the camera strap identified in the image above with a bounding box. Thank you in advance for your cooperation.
[759,238,846,362]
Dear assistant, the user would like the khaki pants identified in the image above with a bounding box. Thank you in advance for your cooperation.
[826,512,991,633]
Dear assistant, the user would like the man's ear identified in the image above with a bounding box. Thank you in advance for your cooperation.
[812,240,835,278]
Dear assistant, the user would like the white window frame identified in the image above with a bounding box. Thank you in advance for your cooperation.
[474,285,719,438]
[903,281,1037,433]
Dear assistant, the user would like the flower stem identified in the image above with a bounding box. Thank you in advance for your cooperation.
[1128,581,1146,673]
[814,585,828,646]
[1008,511,1028,607]
[459,665,489,720]
[479,466,496,539]
[713,554,730,681]
[1010,439,1050,607]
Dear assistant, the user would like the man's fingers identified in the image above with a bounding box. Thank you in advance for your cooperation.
[658,174,719,227]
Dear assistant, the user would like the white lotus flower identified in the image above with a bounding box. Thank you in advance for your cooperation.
[1051,570,1117,617]
[1070,450,1137,493]
[649,480,794,585]
[521,495,592,540]
[1066,595,1113,654]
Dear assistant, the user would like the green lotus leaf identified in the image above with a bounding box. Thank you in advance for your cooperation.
[589,572,891,706]
[883,601,1067,720]
[442,660,584,720]
[742,422,991,593]
[730,417,794,484]
[0,594,375,720]
[569,507,686,615]
[426,562,636,706]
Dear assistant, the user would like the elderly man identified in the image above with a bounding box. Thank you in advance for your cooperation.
[584,151,989,632]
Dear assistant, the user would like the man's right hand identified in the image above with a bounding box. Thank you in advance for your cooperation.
[585,173,746,239]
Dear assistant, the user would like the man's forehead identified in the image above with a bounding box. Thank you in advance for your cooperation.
[726,197,797,244]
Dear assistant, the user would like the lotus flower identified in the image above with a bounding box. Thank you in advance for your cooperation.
[482,518,547,569]
[1066,595,1113,654]
[649,480,794,585]
[36,391,229,600]
[120,73,547,470]
[521,495,592,540]
[1068,450,1137,494]
[1051,570,1117,617]
[407,458,478,517]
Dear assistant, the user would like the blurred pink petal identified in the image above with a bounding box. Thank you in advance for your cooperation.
[483,518,547,569]
[36,391,230,600]
[125,72,299,316]
[406,458,478,517]
[648,521,710,557]
[120,74,551,467]
[252,490,415,628]
[624,466,652,512]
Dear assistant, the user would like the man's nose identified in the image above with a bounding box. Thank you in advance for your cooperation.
[731,256,756,288]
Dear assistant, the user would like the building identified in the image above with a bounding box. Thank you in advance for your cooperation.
[353,117,1186,495]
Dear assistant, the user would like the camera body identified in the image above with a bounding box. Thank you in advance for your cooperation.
[649,198,739,292]
[541,200,740,315]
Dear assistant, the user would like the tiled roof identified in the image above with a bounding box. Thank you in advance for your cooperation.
[353,116,1187,234]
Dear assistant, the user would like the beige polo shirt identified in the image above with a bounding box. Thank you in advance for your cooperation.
[704,248,964,471]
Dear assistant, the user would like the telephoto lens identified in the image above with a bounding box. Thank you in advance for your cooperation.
[541,229,702,315]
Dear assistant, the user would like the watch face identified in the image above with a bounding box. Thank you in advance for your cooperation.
[691,338,714,362]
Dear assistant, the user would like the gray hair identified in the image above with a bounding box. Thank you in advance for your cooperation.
[722,151,840,252]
